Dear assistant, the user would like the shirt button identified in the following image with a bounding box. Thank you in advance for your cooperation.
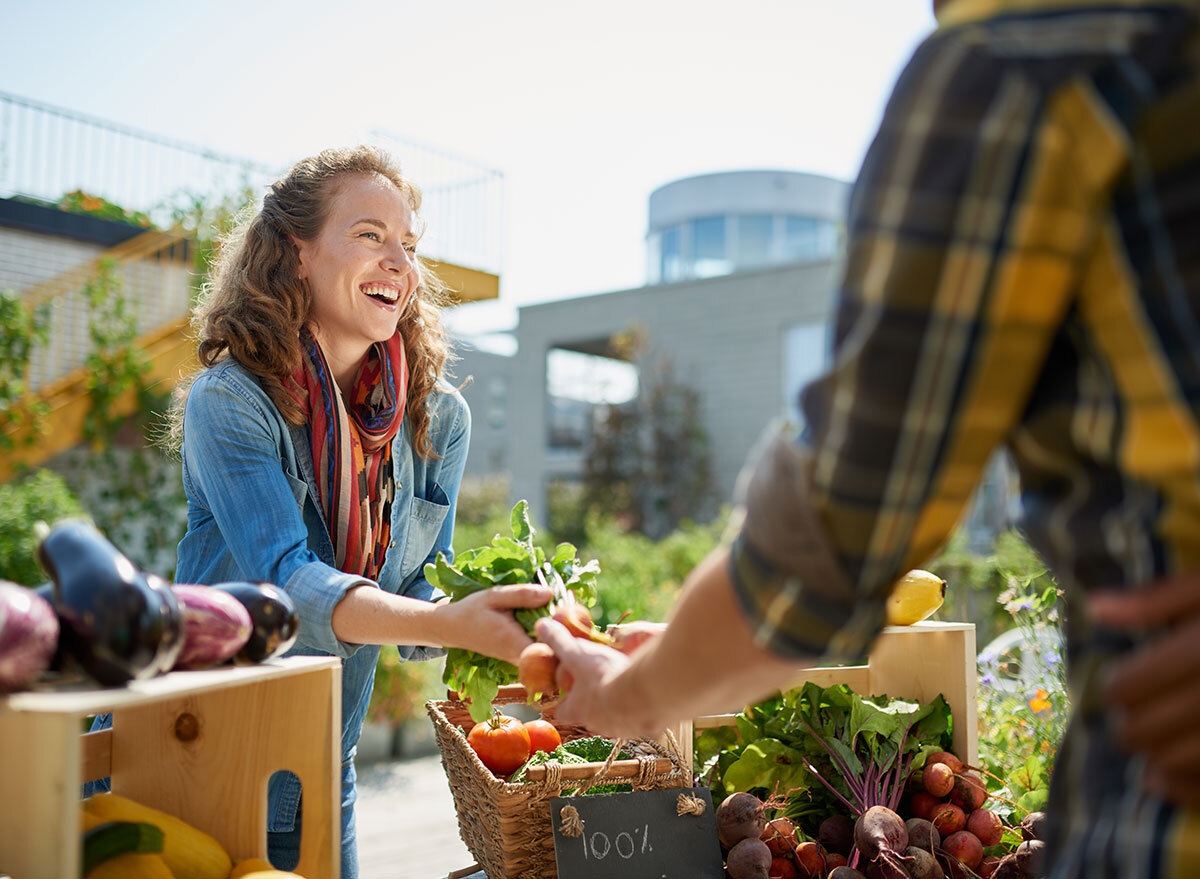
[389,541,396,549]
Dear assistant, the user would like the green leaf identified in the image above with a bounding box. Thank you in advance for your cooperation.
[722,739,811,797]
[510,499,533,546]
[1016,787,1050,812]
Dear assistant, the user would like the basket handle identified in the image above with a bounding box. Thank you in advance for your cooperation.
[520,756,676,782]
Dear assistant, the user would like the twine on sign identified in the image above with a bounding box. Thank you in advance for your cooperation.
[558,804,584,837]
[676,792,706,816]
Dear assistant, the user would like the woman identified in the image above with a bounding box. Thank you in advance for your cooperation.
[173,146,548,875]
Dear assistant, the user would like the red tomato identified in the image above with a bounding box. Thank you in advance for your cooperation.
[524,719,562,754]
[467,714,531,775]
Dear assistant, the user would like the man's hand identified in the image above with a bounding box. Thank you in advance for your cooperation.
[1089,573,1200,808]
[534,617,667,738]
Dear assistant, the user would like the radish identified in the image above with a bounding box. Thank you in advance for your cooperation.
[922,762,954,797]
[819,814,855,856]
[966,808,1003,846]
[769,857,797,879]
[903,845,945,879]
[793,841,826,877]
[931,802,966,837]
[829,869,866,879]
[762,817,798,856]
[904,818,939,853]
[942,831,983,870]
[517,642,558,696]
[853,806,910,879]
[726,838,772,879]
[718,792,768,848]
[825,852,849,870]
[950,772,987,812]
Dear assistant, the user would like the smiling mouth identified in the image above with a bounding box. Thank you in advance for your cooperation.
[362,284,401,305]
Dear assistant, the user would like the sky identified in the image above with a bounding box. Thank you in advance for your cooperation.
[0,0,937,342]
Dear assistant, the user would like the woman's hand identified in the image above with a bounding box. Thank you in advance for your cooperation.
[433,585,552,665]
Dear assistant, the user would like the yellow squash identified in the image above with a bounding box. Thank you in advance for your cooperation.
[885,569,947,626]
[231,858,278,878]
[83,792,231,879]
[87,852,174,879]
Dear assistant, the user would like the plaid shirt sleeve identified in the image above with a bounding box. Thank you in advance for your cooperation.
[729,23,1109,662]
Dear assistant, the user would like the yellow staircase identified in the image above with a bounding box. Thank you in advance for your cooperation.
[1,229,498,483]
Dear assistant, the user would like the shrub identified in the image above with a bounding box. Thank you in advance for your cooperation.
[0,469,88,584]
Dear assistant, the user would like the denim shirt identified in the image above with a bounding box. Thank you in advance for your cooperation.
[175,358,468,831]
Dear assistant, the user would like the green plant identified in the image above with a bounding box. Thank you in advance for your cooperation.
[58,190,152,228]
[0,288,50,453]
[0,469,87,584]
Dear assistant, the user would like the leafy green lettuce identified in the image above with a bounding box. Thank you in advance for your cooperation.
[427,500,600,722]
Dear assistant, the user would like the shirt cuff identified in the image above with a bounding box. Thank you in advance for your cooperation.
[284,561,373,659]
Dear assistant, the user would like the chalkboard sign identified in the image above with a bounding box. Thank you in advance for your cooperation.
[550,787,724,879]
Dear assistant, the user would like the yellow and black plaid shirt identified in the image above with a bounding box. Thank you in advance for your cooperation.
[729,1,1200,874]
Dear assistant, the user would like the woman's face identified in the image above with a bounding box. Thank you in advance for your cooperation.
[294,173,420,366]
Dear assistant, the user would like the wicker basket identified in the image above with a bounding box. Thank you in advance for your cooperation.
[428,684,692,879]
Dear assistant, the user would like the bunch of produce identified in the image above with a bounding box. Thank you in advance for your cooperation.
[701,685,1047,878]
[80,792,312,878]
[426,500,604,722]
[0,519,300,693]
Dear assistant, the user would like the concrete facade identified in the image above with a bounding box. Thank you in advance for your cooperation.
[506,258,841,515]
[449,341,514,478]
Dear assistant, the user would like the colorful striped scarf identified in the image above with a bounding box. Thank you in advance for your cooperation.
[290,330,407,580]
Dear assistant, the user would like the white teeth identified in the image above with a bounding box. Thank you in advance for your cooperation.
[362,286,399,302]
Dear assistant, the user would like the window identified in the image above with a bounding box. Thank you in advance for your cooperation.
[782,322,830,425]
[660,225,683,283]
[690,215,731,278]
[784,216,838,261]
[735,214,773,268]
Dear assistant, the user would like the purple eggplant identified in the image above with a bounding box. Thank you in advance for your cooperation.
[171,585,252,669]
[0,580,59,692]
[36,520,170,686]
[211,581,299,663]
[143,573,185,674]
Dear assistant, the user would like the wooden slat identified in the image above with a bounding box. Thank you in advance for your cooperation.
[80,728,113,783]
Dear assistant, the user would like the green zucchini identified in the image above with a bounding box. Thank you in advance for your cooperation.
[82,821,164,873]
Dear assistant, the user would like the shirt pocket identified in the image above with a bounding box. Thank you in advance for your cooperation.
[283,472,309,511]
[400,482,449,574]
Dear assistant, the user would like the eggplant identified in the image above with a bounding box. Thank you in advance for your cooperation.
[171,585,252,669]
[36,520,170,686]
[143,573,185,674]
[0,580,59,692]
[211,581,299,663]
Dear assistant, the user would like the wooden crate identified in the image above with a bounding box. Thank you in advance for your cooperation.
[0,655,342,879]
[686,621,978,769]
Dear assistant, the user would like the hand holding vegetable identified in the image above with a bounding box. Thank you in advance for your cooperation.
[1089,572,1200,808]
[434,583,551,665]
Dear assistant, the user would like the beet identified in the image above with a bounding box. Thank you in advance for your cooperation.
[930,802,966,837]
[942,831,983,870]
[922,762,954,797]
[769,856,797,879]
[992,854,1023,879]
[718,792,768,848]
[903,845,945,879]
[966,808,1003,847]
[830,869,867,879]
[910,793,940,822]
[726,837,772,879]
[854,806,910,879]
[925,751,963,774]
[1019,811,1046,841]
[950,772,987,812]
[793,841,826,877]
[826,852,849,870]
[978,855,1002,878]
[904,818,940,853]
[819,814,855,856]
[517,642,559,696]
[1015,839,1045,875]
[762,817,798,856]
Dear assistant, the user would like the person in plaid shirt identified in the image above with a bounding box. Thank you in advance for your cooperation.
[539,0,1200,874]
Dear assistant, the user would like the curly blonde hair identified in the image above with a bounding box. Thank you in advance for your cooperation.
[174,146,453,458]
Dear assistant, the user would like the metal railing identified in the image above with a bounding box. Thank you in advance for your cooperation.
[0,91,504,273]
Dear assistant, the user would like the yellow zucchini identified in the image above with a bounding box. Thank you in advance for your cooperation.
[231,858,277,878]
[83,792,231,879]
[87,851,174,879]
